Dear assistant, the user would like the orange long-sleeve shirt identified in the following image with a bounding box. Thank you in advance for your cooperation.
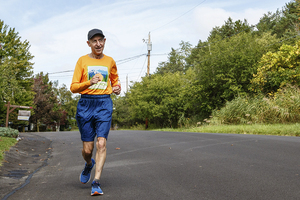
[70,54,120,95]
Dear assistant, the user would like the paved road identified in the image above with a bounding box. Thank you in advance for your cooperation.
[1,130,300,200]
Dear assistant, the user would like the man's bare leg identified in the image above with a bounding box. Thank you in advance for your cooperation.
[80,141,95,184]
[94,137,107,180]
[82,141,94,165]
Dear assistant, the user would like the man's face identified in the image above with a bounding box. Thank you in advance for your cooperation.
[87,35,106,56]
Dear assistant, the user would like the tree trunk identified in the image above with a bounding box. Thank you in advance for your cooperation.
[36,120,40,132]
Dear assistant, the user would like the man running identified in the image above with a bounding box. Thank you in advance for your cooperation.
[70,28,121,195]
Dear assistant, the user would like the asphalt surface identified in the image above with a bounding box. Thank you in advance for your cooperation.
[1,130,300,200]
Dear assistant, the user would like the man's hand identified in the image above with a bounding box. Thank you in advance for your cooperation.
[112,85,121,95]
[90,75,100,85]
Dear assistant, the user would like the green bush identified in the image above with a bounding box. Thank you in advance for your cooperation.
[130,123,147,130]
[212,85,300,125]
[0,127,19,138]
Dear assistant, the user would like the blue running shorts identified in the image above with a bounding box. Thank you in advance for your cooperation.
[76,94,113,141]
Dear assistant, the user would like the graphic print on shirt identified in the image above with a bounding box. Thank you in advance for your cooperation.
[88,66,108,90]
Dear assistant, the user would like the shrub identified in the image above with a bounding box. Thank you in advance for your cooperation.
[212,85,300,125]
[0,127,19,138]
[130,123,147,130]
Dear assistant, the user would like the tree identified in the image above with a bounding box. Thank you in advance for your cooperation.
[188,30,279,115]
[113,1,299,129]
[208,18,252,41]
[125,70,198,128]
[256,1,300,43]
[251,40,300,94]
[0,20,34,127]
[30,73,67,132]
[155,41,192,75]
[54,83,79,130]
[111,94,131,128]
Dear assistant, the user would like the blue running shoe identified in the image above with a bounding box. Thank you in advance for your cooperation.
[79,158,95,184]
[91,180,103,195]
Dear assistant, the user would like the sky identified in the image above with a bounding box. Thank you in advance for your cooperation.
[0,0,291,93]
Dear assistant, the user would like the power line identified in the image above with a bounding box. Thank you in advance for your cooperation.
[192,4,300,65]
[150,0,207,33]
[46,2,294,81]
[116,54,147,65]
[49,75,73,78]
[266,33,300,47]
[45,53,148,75]
[43,0,208,77]
[151,53,168,56]
[195,5,292,50]
[48,70,73,75]
[136,54,148,82]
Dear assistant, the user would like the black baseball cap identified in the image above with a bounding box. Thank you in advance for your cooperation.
[87,29,105,40]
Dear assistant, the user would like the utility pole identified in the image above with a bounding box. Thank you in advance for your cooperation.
[126,74,128,93]
[144,32,152,129]
[147,32,152,77]
[0,42,4,60]
[297,0,300,34]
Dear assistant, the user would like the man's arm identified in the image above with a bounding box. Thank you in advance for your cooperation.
[110,61,121,95]
[70,59,91,93]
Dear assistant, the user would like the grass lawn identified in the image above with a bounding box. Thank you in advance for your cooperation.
[152,123,300,137]
[0,137,18,166]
